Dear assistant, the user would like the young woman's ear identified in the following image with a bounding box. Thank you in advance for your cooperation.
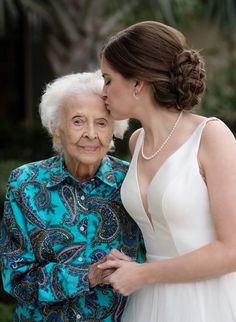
[133,80,144,98]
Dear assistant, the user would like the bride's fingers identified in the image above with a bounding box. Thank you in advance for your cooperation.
[102,275,113,285]
[98,259,122,270]
[109,249,132,261]
[102,268,116,277]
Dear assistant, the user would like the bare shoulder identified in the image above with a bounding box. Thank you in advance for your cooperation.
[202,118,236,145]
[129,128,143,155]
[200,118,236,160]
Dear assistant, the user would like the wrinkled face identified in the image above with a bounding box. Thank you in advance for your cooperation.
[55,94,114,169]
[101,57,137,120]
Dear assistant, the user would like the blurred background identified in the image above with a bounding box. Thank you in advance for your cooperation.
[0,0,236,319]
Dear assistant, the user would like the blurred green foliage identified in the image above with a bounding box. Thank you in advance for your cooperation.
[0,160,24,212]
[0,121,53,214]
[0,121,53,161]
[0,303,16,322]
[202,56,236,132]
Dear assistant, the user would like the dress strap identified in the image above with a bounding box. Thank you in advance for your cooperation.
[131,129,144,160]
[192,117,220,155]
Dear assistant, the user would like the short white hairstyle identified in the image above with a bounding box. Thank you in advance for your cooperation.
[39,70,129,152]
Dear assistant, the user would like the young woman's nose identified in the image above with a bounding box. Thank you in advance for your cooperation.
[102,85,107,99]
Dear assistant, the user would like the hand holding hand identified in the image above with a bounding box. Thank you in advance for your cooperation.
[98,259,146,296]
[89,257,115,288]
[89,249,133,288]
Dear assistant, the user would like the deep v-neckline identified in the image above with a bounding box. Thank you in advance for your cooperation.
[134,119,207,231]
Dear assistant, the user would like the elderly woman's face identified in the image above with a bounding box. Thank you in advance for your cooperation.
[55,94,113,169]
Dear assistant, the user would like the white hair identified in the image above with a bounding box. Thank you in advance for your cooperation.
[39,70,129,152]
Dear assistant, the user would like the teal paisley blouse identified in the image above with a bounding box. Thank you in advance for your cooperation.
[0,154,145,322]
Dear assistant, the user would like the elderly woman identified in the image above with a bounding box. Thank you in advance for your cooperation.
[0,71,144,321]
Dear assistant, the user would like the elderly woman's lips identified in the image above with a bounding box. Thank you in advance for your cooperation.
[80,146,98,152]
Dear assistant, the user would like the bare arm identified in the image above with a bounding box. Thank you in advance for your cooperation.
[99,120,236,295]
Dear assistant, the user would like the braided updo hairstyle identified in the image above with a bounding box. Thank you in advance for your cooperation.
[101,21,206,111]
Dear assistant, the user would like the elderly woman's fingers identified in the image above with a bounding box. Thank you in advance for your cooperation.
[89,261,116,288]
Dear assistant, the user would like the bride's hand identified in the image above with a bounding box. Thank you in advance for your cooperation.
[98,259,145,296]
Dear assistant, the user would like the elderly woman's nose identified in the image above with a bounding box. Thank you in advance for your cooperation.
[84,124,97,139]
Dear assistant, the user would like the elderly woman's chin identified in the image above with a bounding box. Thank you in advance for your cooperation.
[63,145,108,176]
[76,149,104,164]
[80,145,107,160]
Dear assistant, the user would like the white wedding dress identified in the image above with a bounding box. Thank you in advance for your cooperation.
[121,118,236,322]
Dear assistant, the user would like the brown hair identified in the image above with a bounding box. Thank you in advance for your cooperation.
[101,21,206,110]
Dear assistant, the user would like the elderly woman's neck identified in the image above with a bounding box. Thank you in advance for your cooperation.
[65,159,101,182]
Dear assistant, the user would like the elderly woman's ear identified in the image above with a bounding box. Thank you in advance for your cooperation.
[53,128,61,143]
[52,127,64,154]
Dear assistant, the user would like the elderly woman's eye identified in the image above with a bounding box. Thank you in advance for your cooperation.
[97,120,107,127]
[73,117,84,125]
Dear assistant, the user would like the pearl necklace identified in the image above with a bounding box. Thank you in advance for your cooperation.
[141,110,183,160]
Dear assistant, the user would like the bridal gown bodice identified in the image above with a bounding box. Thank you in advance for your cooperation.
[120,118,236,322]
[121,119,216,260]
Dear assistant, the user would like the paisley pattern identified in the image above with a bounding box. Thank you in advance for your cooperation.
[0,154,145,322]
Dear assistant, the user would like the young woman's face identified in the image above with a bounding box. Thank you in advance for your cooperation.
[101,57,137,120]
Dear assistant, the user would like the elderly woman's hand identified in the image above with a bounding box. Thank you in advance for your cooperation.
[89,249,132,288]
[89,258,114,288]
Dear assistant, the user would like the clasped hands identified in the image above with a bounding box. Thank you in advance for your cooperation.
[89,249,144,296]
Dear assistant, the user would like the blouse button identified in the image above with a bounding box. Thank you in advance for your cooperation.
[78,257,83,262]
[80,226,85,232]
[80,195,85,200]
[76,313,81,320]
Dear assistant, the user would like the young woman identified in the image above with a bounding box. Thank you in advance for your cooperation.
[99,21,236,322]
